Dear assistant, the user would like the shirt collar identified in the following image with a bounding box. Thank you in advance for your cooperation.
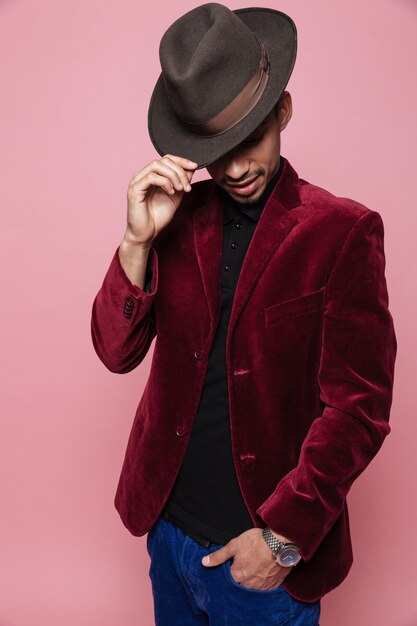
[220,156,284,225]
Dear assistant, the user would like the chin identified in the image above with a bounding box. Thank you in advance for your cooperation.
[234,186,266,207]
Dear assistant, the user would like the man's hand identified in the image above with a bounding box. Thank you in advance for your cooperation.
[125,154,198,246]
[201,528,294,591]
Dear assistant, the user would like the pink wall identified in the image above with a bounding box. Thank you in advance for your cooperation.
[0,0,415,624]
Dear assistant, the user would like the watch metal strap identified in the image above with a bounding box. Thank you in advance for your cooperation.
[262,526,284,557]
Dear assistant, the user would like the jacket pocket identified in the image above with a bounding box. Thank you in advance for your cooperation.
[264,286,326,327]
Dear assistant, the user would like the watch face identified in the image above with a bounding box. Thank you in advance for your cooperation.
[279,546,299,566]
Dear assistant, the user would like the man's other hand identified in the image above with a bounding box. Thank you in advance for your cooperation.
[201,528,293,591]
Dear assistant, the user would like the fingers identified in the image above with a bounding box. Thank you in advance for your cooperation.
[161,154,198,172]
[160,157,191,191]
[143,171,178,196]
[130,155,198,193]
[165,156,197,190]
[202,542,234,567]
[132,160,183,193]
[128,170,174,198]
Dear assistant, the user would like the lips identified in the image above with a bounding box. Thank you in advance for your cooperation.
[226,175,260,196]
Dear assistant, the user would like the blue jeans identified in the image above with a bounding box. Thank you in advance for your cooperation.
[146,516,321,625]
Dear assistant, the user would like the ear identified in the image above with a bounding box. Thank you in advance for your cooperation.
[277,91,293,132]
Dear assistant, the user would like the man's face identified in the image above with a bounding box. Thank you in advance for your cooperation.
[206,91,292,207]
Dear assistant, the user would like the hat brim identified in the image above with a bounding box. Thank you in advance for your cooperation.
[147,7,297,170]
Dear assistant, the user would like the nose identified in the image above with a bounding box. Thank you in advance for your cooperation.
[222,150,251,183]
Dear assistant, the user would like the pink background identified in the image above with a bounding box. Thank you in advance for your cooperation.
[0,0,415,624]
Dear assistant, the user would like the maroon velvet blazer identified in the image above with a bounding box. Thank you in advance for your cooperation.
[91,157,397,602]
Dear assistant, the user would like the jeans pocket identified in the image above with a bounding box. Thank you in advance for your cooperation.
[222,558,287,595]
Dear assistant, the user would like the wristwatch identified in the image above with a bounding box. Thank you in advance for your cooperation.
[262,527,302,567]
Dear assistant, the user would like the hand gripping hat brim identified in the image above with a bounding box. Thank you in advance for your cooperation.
[147,4,297,170]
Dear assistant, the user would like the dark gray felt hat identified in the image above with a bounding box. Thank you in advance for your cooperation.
[147,3,297,170]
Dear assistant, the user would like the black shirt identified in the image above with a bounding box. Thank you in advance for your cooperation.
[147,157,285,545]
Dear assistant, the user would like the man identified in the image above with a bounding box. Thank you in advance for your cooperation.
[91,4,397,625]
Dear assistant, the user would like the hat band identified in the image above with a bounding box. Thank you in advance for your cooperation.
[181,36,270,138]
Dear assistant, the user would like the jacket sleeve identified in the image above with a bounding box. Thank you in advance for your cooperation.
[90,244,158,373]
[256,210,397,562]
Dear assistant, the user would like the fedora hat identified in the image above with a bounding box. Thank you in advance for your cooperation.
[147,3,297,169]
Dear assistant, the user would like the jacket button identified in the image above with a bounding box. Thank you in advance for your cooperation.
[124,296,135,318]
[176,425,187,437]
[194,349,204,360]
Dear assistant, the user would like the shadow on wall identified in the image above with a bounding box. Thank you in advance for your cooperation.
[0,0,24,12]
[398,0,417,9]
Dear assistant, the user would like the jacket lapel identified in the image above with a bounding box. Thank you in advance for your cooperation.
[193,181,223,337]
[193,157,301,337]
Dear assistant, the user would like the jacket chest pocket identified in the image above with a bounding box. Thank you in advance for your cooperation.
[264,286,326,327]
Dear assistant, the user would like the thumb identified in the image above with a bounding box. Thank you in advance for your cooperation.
[202,544,233,567]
